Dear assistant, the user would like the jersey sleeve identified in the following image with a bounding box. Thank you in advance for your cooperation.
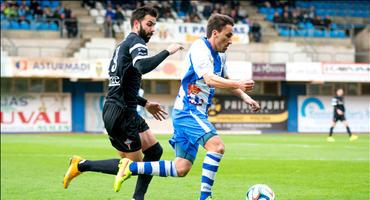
[129,37,149,66]
[190,41,213,78]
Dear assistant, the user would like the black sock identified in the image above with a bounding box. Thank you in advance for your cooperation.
[329,127,334,136]
[346,126,352,136]
[132,142,163,200]
[78,159,120,175]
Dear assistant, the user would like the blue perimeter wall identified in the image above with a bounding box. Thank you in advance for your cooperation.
[63,79,104,132]
[281,82,306,132]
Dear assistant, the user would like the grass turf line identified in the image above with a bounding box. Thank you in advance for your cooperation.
[1,134,369,200]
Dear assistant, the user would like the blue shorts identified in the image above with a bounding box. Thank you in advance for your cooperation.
[169,109,217,163]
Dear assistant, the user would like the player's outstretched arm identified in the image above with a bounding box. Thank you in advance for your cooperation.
[230,88,260,112]
[133,43,183,74]
[203,72,254,91]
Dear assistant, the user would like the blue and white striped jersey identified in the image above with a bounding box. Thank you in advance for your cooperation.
[173,37,229,115]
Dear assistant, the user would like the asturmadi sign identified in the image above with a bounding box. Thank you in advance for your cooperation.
[286,62,370,82]
[1,93,72,132]
[298,96,370,133]
[10,57,110,79]
[123,21,249,44]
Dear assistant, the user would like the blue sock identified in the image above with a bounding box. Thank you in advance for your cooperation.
[200,152,223,200]
[129,160,178,177]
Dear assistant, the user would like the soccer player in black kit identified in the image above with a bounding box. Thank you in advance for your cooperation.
[63,6,183,199]
[327,88,358,142]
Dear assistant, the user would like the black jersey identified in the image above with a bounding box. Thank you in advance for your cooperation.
[105,32,148,110]
[332,96,345,113]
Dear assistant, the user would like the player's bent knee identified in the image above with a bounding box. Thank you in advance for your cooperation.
[215,143,225,154]
[176,166,191,177]
[174,158,192,177]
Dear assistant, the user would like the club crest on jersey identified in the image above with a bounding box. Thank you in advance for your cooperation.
[187,84,204,106]
[124,139,133,150]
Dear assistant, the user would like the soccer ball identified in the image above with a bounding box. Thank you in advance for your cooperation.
[246,184,275,200]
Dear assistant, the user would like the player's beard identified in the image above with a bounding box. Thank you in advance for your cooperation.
[139,23,152,43]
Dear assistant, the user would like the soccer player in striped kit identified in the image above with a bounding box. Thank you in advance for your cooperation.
[114,14,260,200]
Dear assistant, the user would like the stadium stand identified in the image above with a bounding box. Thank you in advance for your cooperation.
[73,38,115,59]
[256,0,369,38]
[1,0,368,62]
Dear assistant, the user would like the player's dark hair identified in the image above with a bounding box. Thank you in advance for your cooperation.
[130,6,158,28]
[206,14,234,38]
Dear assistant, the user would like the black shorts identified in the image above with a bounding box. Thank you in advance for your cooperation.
[102,103,149,152]
[333,114,346,122]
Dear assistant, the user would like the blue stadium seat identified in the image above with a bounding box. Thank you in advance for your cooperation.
[51,1,60,8]
[297,29,308,37]
[1,20,10,30]
[323,30,331,37]
[307,29,315,37]
[298,22,305,29]
[279,28,289,37]
[330,30,345,38]
[37,22,49,30]
[48,23,58,31]
[337,30,346,38]
[26,14,33,21]
[9,21,20,29]
[19,21,30,30]
[266,14,274,21]
[329,23,338,30]
[259,7,268,14]
[305,22,314,29]
[30,21,38,30]
[41,1,51,8]
[314,29,324,37]
[177,11,186,17]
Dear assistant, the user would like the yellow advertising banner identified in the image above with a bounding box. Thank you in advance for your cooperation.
[209,111,288,123]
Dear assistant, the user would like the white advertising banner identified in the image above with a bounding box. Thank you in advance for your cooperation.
[321,63,370,82]
[286,62,370,82]
[1,93,72,132]
[298,96,370,133]
[123,21,250,44]
[227,61,253,80]
[10,57,110,79]
[143,60,252,80]
[286,62,323,81]
[1,53,12,77]
[142,60,184,80]
[84,93,174,134]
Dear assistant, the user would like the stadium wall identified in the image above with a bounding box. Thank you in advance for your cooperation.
[1,56,369,134]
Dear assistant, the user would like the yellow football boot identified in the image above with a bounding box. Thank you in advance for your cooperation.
[114,158,133,192]
[63,155,83,189]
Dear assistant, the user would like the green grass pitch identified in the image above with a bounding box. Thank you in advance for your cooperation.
[1,133,369,200]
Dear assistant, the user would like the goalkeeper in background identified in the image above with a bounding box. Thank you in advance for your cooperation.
[327,88,358,142]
